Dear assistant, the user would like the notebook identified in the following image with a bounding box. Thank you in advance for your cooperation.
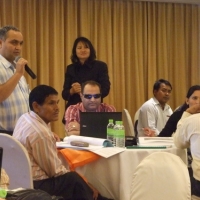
[80,112,122,139]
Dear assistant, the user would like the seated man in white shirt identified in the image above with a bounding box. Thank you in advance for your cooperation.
[173,103,200,197]
[137,79,173,136]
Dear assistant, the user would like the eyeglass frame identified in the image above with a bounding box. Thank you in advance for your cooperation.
[82,93,101,99]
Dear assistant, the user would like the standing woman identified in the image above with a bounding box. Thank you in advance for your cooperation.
[62,37,110,121]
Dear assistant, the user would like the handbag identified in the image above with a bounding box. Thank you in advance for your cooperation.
[6,189,64,200]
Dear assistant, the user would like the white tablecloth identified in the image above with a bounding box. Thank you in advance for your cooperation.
[76,147,187,200]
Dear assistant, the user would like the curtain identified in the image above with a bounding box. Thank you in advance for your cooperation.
[0,0,199,138]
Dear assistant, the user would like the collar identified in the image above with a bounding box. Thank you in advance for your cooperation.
[30,111,51,130]
[0,54,15,69]
[152,97,160,105]
[78,102,102,112]
[75,60,94,69]
[152,97,170,110]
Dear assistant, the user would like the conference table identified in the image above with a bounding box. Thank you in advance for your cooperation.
[75,147,187,200]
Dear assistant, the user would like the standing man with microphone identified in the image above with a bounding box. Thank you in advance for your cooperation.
[0,25,30,135]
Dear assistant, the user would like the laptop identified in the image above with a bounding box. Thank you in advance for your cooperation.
[80,112,122,139]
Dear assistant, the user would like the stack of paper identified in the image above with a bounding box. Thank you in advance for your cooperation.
[138,137,174,148]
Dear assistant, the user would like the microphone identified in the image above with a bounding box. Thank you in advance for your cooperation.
[15,56,37,79]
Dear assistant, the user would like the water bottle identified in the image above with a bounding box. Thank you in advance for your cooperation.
[107,119,115,145]
[116,121,125,148]
[0,187,7,199]
[113,121,120,147]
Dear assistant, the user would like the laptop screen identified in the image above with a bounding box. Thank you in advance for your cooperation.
[80,112,122,139]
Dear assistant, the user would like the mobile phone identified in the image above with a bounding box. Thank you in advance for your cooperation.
[70,141,89,147]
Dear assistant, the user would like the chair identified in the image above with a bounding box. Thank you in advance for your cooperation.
[130,152,191,200]
[192,195,200,200]
[0,133,33,189]
[122,109,134,136]
[174,105,181,111]
[133,109,140,138]
[133,109,140,125]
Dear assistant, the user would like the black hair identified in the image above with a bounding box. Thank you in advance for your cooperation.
[153,79,172,92]
[70,37,96,63]
[29,85,58,111]
[186,85,200,98]
[178,85,200,112]
[0,25,20,40]
[81,80,101,94]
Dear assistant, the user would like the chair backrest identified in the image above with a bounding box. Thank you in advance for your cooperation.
[133,119,138,139]
[133,109,140,124]
[133,109,140,137]
[130,152,191,200]
[192,195,200,200]
[0,133,33,189]
[122,109,134,136]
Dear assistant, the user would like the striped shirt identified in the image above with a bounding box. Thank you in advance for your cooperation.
[65,102,116,130]
[13,111,68,181]
[0,55,30,131]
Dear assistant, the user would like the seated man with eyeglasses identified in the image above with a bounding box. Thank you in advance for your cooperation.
[65,80,116,135]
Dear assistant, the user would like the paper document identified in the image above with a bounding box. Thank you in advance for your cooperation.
[56,142,103,151]
[90,147,125,158]
[143,137,173,141]
[63,135,113,147]
[139,137,174,147]
[56,136,125,158]
[56,142,103,150]
[126,145,169,149]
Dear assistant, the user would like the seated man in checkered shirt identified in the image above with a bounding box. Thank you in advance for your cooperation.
[65,80,116,136]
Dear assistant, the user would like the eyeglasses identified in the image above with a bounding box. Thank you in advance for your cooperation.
[83,94,101,99]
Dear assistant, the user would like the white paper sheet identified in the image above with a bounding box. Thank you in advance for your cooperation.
[90,147,125,158]
[56,137,125,158]
[63,135,111,146]
[56,141,103,151]
[138,137,174,147]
